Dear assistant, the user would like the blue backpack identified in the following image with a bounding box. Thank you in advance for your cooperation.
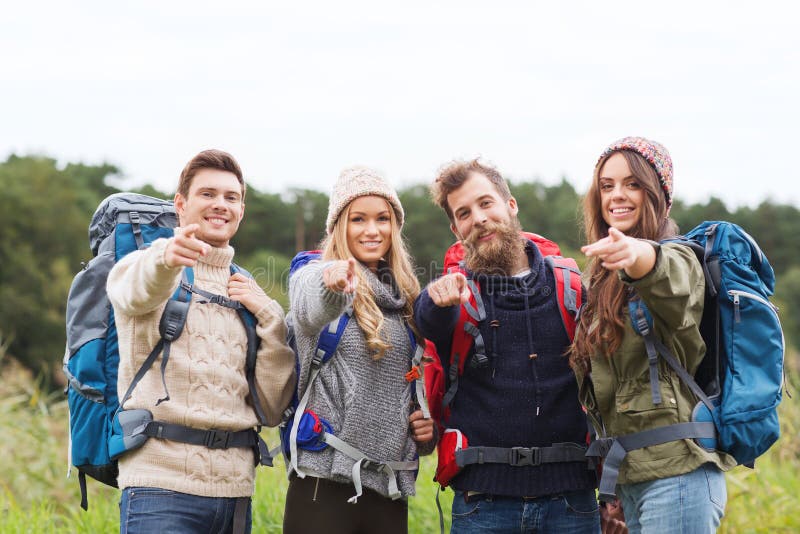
[279,251,429,502]
[64,193,272,510]
[590,221,786,501]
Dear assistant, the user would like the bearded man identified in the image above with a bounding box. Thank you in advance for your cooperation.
[413,159,611,534]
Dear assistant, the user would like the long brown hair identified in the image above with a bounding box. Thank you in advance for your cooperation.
[570,150,678,372]
[321,199,421,360]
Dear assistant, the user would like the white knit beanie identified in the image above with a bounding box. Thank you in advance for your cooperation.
[325,166,404,234]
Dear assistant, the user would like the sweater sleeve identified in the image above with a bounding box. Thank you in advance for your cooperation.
[289,261,352,335]
[416,428,438,456]
[252,298,298,427]
[413,284,460,360]
[106,238,182,316]
[621,242,705,334]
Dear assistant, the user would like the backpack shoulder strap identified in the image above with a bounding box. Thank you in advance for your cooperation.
[118,268,194,412]
[628,291,714,410]
[447,263,486,372]
[289,309,352,476]
[315,311,352,365]
[229,263,270,431]
[629,237,714,407]
[543,256,582,341]
[438,263,487,417]
[289,250,322,278]
[404,326,431,419]
[287,314,423,500]
[439,235,567,417]
[522,231,561,257]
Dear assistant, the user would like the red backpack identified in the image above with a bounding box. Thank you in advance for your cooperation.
[422,232,583,487]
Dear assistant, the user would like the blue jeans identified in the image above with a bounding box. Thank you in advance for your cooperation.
[119,487,252,534]
[451,489,600,533]
[616,464,726,534]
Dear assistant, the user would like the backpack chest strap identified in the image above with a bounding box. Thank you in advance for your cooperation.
[183,282,246,310]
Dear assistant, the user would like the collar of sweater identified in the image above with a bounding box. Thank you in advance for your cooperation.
[362,262,406,311]
[192,245,235,286]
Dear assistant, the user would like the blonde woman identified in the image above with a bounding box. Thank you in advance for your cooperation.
[283,166,435,534]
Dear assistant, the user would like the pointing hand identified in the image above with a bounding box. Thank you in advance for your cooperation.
[427,272,470,307]
[164,224,210,268]
[323,258,359,293]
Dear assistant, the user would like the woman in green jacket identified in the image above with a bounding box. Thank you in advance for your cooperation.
[571,137,736,533]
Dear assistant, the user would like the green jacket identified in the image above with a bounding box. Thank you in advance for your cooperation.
[577,242,736,485]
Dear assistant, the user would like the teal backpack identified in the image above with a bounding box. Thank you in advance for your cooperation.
[588,221,786,501]
[64,193,272,509]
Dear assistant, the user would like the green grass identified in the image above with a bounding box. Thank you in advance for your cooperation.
[1,357,797,533]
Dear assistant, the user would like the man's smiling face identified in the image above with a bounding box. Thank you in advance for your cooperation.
[174,168,245,248]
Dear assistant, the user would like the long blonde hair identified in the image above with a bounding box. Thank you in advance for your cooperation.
[321,199,421,360]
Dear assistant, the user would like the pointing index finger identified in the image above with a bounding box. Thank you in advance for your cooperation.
[179,223,200,239]
[582,237,609,257]
[608,227,625,241]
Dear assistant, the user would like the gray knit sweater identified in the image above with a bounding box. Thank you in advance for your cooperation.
[288,260,433,498]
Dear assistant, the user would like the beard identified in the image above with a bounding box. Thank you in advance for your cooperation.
[462,216,525,276]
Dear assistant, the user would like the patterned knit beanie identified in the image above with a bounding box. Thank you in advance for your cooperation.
[326,166,404,235]
[599,136,674,212]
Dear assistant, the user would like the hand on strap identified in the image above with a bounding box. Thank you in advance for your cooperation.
[228,272,273,315]
[409,409,434,444]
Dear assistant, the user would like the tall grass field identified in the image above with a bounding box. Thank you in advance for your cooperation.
[1,355,798,533]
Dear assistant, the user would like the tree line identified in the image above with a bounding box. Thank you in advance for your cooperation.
[1,154,798,386]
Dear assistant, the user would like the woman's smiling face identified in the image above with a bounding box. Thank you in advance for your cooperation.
[345,195,393,271]
[599,152,645,234]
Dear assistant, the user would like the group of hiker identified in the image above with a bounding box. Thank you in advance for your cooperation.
[74,136,774,534]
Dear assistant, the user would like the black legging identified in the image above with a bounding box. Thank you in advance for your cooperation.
[283,474,408,534]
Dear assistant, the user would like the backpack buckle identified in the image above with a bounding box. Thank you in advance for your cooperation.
[205,429,231,449]
[209,294,239,308]
[586,437,613,459]
[361,459,376,470]
[510,447,540,466]
[405,365,421,382]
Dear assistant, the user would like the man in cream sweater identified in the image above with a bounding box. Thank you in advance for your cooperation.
[107,149,296,533]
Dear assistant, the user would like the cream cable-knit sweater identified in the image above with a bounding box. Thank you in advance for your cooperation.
[107,238,296,497]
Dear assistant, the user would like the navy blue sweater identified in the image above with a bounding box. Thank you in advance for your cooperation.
[414,241,596,497]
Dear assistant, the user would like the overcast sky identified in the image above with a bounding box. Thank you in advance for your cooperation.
[2,1,798,208]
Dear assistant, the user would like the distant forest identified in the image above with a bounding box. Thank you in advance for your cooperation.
[2,154,799,385]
